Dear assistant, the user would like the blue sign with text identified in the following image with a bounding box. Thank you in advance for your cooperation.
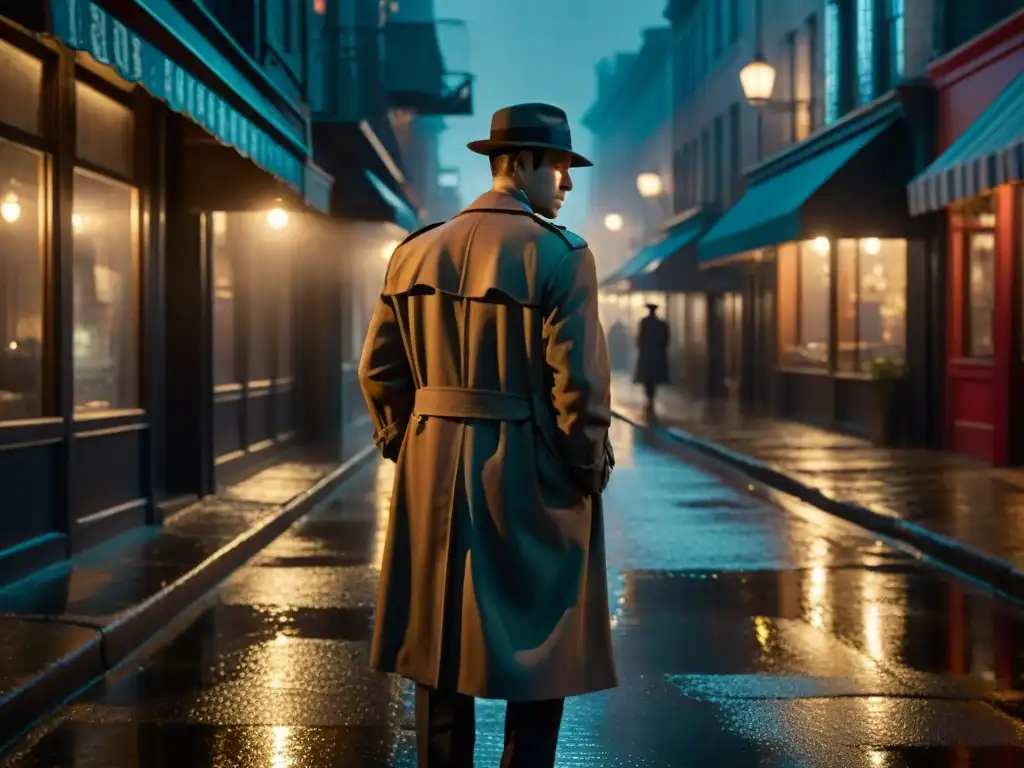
[50,0,304,191]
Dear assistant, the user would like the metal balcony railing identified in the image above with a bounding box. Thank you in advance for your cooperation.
[311,19,473,121]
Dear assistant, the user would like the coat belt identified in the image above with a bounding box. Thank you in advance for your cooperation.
[414,386,534,421]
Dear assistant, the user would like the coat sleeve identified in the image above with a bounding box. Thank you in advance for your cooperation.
[358,289,415,461]
[542,245,613,493]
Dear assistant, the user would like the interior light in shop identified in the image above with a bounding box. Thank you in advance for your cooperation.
[604,213,624,232]
[862,237,881,255]
[7,341,17,351]
[381,239,400,261]
[267,206,289,230]
[72,213,84,231]
[1,193,21,224]
[813,236,830,254]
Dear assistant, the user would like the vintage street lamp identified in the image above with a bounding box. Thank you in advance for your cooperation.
[739,54,777,107]
[604,213,624,232]
[636,172,663,199]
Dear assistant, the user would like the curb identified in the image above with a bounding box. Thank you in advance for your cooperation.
[612,410,1024,603]
[0,444,378,750]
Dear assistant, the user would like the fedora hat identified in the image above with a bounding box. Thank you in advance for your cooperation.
[467,103,593,167]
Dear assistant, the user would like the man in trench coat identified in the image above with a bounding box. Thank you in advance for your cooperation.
[359,102,617,767]
[633,303,670,412]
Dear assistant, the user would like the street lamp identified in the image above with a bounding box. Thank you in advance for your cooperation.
[1,193,21,224]
[267,207,289,230]
[739,54,777,107]
[381,239,400,261]
[604,213,624,232]
[636,172,663,199]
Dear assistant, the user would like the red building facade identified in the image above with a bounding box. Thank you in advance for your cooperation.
[909,10,1024,464]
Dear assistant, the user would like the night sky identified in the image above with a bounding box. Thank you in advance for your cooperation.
[432,0,666,233]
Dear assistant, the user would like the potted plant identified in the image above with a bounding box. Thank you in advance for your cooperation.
[868,357,906,447]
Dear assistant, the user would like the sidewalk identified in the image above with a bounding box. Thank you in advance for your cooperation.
[611,374,1024,601]
[0,442,376,748]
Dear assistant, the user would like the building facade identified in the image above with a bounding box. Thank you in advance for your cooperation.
[685,0,1021,450]
[0,0,472,586]
[907,8,1024,464]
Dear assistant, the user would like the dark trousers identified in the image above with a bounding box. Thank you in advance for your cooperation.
[415,684,564,768]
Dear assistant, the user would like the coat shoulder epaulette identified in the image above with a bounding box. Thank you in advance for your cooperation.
[399,220,445,247]
[528,213,588,251]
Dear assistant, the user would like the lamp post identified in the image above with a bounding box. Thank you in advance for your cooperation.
[636,172,669,240]
[739,0,808,159]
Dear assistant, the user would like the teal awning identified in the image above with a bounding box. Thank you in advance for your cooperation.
[365,170,423,232]
[908,70,1024,215]
[698,117,893,264]
[49,0,307,190]
[599,223,700,290]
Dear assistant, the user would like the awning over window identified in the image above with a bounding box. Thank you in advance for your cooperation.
[907,71,1024,215]
[49,0,309,191]
[698,114,897,265]
[599,220,702,292]
[364,169,423,232]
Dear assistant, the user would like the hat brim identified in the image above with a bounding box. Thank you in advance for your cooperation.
[467,139,593,168]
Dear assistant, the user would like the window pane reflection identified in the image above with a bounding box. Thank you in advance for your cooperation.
[0,139,45,422]
[835,239,858,372]
[212,212,236,386]
[858,238,906,371]
[777,244,799,365]
[966,231,995,358]
[73,169,138,415]
[797,239,831,367]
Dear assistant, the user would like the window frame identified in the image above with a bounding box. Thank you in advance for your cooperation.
[0,28,61,446]
[961,218,997,361]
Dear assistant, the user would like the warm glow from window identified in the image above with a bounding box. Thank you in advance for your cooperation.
[313,0,326,14]
[381,239,400,261]
[0,193,20,223]
[267,208,289,230]
[813,236,830,254]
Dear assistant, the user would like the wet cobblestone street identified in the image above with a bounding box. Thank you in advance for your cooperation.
[3,421,1024,766]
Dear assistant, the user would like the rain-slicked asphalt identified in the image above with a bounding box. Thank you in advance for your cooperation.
[3,420,1024,766]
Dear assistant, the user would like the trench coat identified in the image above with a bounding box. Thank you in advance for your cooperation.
[358,188,618,702]
[633,314,670,386]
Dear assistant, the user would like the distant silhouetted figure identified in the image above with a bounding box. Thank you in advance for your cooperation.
[633,303,670,413]
[607,320,629,372]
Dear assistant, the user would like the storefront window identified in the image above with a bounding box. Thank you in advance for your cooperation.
[211,212,236,387]
[248,226,275,383]
[857,238,906,371]
[72,169,139,415]
[797,238,831,367]
[779,237,906,373]
[0,139,45,422]
[835,239,858,372]
[278,251,294,378]
[966,230,995,358]
[777,244,799,364]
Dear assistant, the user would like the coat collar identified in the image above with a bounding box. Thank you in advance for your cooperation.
[460,187,534,216]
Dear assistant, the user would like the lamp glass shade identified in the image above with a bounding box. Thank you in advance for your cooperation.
[740,58,776,103]
[604,213,624,232]
[636,172,663,199]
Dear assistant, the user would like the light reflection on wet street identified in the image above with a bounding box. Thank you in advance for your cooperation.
[3,420,1024,766]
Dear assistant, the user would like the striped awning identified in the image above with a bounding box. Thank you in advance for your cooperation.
[907,71,1024,216]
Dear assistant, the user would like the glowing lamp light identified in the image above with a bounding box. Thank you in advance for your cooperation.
[72,213,84,231]
[862,237,881,255]
[267,207,289,230]
[381,239,400,261]
[740,55,777,104]
[1,194,21,224]
[7,341,17,351]
[813,236,830,255]
[604,213,624,232]
[636,172,663,199]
